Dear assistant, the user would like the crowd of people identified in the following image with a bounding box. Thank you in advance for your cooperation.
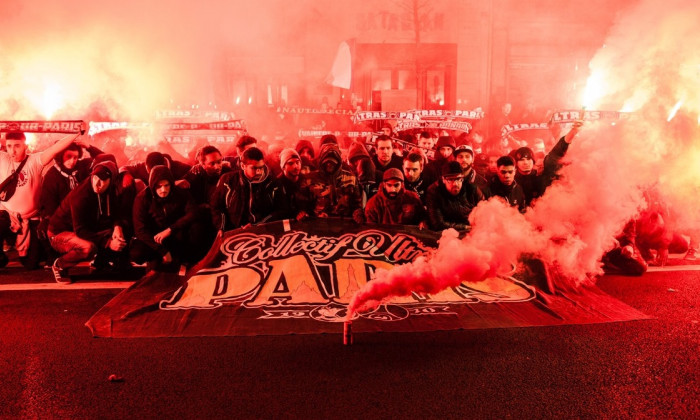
[0,119,693,283]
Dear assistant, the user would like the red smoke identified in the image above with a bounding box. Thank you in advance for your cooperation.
[0,0,343,149]
[349,0,700,318]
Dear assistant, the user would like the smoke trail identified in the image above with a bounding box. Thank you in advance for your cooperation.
[349,0,700,317]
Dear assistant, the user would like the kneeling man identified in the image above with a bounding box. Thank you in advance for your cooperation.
[364,168,426,227]
[48,161,128,282]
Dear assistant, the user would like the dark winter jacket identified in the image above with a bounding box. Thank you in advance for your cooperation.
[425,179,484,231]
[347,142,378,201]
[40,145,103,221]
[184,164,233,205]
[210,165,277,231]
[371,153,404,185]
[48,161,124,248]
[423,157,450,186]
[488,177,526,213]
[272,173,312,221]
[364,186,426,226]
[464,167,491,198]
[404,176,429,204]
[132,166,200,255]
[515,137,569,206]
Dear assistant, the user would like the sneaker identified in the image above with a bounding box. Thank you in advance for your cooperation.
[684,248,697,261]
[0,251,8,269]
[52,259,71,284]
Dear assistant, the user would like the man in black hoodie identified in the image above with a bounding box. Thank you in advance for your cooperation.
[121,151,191,188]
[38,141,103,259]
[131,165,208,271]
[48,161,128,282]
[40,141,104,221]
[210,147,277,231]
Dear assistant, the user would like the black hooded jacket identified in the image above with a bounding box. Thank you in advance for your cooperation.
[40,145,103,221]
[121,155,191,186]
[132,165,200,255]
[48,161,125,248]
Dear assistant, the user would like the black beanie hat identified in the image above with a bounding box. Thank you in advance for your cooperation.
[514,147,535,162]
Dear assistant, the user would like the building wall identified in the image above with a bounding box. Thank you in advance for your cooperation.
[214,0,635,118]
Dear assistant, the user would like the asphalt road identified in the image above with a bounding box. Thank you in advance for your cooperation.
[0,267,698,419]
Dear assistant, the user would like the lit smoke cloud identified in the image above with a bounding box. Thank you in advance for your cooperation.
[0,1,206,121]
[0,0,342,133]
[349,0,700,317]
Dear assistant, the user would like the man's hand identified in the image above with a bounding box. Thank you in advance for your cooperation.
[108,237,126,252]
[109,226,127,251]
[564,120,584,143]
[296,211,309,222]
[653,248,669,267]
[10,217,21,233]
[154,228,172,244]
[418,221,428,230]
[621,245,635,258]
[174,179,190,189]
[112,226,125,242]
[352,209,365,224]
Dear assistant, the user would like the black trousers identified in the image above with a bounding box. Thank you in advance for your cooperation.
[130,220,212,269]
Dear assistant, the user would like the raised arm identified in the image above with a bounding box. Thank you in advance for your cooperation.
[39,127,84,166]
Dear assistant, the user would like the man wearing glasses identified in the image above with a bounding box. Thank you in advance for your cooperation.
[425,161,484,232]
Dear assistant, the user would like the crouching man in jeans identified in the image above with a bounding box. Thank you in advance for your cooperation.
[47,161,128,282]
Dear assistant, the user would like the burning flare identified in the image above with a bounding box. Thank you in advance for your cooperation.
[667,100,684,122]
[581,69,608,109]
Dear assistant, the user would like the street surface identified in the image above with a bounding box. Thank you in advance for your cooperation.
[1,264,698,419]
